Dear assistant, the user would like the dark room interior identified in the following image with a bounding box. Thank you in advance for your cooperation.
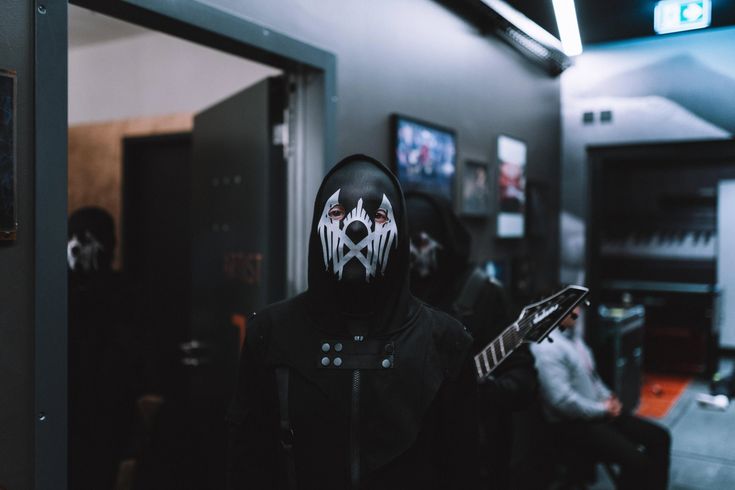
[1,1,734,489]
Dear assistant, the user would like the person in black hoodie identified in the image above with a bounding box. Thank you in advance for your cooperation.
[67,207,140,490]
[226,154,479,490]
[405,190,537,490]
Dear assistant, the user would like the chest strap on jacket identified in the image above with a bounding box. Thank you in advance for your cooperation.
[317,339,396,370]
[276,367,297,490]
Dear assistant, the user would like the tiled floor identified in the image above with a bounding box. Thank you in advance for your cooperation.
[591,359,735,489]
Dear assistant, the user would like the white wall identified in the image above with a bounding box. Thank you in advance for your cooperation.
[69,30,280,125]
[718,181,735,348]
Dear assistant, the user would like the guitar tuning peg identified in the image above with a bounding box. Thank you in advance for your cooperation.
[547,336,554,343]
[584,300,591,307]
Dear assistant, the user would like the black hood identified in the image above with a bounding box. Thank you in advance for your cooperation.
[306,154,412,336]
[245,158,474,480]
[405,191,470,305]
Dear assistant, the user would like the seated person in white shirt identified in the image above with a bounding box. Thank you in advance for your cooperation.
[531,306,671,490]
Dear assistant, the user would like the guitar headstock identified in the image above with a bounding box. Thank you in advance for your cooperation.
[516,285,589,343]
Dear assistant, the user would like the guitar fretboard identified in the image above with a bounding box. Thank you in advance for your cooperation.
[472,285,589,379]
[473,322,524,378]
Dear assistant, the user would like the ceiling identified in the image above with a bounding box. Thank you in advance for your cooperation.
[506,0,735,45]
[70,2,735,49]
[69,5,149,48]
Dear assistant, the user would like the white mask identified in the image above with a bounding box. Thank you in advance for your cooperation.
[67,231,105,272]
[410,231,443,278]
[316,189,398,281]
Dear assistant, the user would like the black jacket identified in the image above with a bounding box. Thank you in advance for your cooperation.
[227,155,479,490]
[405,188,537,490]
[226,293,479,490]
[444,266,537,490]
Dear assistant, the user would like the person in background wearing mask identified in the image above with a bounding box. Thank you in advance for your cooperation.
[531,305,671,490]
[405,191,537,490]
[226,155,479,490]
[67,206,140,490]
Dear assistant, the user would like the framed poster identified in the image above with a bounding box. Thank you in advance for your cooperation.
[461,159,491,217]
[390,114,457,202]
[496,135,526,238]
[0,69,17,240]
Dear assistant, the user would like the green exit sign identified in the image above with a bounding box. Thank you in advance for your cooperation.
[655,0,711,34]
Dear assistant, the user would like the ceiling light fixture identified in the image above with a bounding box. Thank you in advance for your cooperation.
[552,0,583,56]
[476,0,572,75]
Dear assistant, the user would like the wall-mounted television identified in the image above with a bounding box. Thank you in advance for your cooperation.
[390,114,456,202]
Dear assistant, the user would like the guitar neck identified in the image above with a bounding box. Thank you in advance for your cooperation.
[473,322,524,378]
[471,284,589,379]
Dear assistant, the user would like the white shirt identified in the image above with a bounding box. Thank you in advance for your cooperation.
[531,328,611,422]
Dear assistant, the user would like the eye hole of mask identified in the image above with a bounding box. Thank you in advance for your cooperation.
[375,209,389,225]
[328,204,346,221]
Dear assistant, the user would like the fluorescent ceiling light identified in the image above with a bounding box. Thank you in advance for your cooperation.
[552,0,583,56]
[654,0,712,35]
[476,0,573,75]
[481,0,563,50]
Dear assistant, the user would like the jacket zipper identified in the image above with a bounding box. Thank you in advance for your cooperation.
[350,368,361,490]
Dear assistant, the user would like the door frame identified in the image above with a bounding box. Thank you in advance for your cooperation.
[36,1,336,487]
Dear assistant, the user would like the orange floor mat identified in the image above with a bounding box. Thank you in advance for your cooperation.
[635,373,692,419]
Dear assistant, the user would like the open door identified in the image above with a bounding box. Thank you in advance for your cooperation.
[130,77,288,490]
[186,75,288,487]
[189,74,287,370]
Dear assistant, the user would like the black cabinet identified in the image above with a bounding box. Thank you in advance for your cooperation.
[601,283,721,376]
[592,305,645,413]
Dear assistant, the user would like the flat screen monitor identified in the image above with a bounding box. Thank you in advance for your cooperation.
[391,114,456,201]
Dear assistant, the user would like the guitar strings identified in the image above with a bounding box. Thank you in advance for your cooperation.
[476,292,583,375]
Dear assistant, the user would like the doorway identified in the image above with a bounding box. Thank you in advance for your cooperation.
[56,2,337,489]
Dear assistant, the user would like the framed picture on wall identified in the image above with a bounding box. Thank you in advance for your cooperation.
[461,159,491,217]
[0,69,17,241]
[496,134,526,238]
[390,114,457,202]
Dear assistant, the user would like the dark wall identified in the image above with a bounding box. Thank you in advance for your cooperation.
[205,0,561,288]
[0,1,34,489]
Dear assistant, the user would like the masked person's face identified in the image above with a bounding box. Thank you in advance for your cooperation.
[409,231,443,278]
[405,194,448,281]
[315,161,400,285]
[67,230,105,272]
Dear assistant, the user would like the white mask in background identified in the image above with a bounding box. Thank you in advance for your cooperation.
[410,231,443,278]
[67,231,105,272]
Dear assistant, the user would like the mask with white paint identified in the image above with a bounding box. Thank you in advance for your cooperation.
[409,231,444,278]
[67,231,105,272]
[317,189,398,282]
[307,155,410,321]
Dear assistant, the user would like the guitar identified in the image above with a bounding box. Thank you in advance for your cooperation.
[474,285,590,379]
